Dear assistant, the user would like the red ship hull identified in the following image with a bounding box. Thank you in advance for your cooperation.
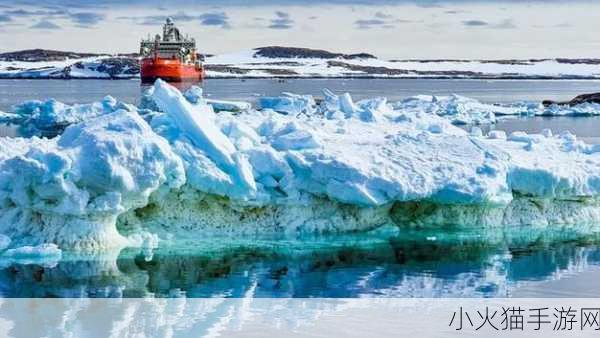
[141,58,204,83]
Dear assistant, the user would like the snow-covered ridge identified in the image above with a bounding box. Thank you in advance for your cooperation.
[3,47,600,79]
[0,57,140,79]
[1,80,600,253]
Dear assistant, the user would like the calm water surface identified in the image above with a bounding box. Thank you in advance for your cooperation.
[2,226,600,298]
[1,79,600,298]
[2,78,600,107]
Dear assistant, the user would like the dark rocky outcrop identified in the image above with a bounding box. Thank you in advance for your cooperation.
[61,57,139,79]
[205,64,298,76]
[0,49,105,62]
[327,61,410,75]
[254,46,376,60]
[0,49,139,62]
[543,92,600,106]
[555,58,600,65]
[205,65,250,75]
[390,59,549,65]
[95,57,140,77]
[327,60,493,78]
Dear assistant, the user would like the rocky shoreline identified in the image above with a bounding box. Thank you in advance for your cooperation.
[543,92,600,106]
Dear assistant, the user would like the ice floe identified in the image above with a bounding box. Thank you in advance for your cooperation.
[390,95,600,125]
[0,96,135,137]
[1,80,600,251]
[391,94,514,124]
[0,239,62,268]
[258,93,316,116]
[5,88,600,141]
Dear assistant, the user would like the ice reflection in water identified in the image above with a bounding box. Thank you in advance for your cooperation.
[0,225,599,298]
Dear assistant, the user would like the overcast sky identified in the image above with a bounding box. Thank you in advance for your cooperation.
[0,0,597,59]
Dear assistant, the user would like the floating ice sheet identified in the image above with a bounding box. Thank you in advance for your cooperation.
[1,80,600,251]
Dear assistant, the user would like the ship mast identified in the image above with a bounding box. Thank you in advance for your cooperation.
[139,17,204,83]
[162,17,181,42]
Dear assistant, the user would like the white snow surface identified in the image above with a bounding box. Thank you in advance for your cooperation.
[1,79,600,251]
[204,50,600,78]
[3,50,600,78]
[391,95,600,124]
[0,56,138,79]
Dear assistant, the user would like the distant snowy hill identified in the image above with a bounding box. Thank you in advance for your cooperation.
[253,46,376,60]
[1,47,600,79]
[0,49,106,62]
[0,49,139,79]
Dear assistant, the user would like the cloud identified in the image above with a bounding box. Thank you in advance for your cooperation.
[30,19,61,29]
[444,9,468,14]
[491,19,515,29]
[119,12,230,28]
[122,16,157,25]
[122,13,196,26]
[7,1,106,9]
[355,19,386,29]
[198,12,230,28]
[374,11,393,19]
[2,8,105,28]
[4,0,598,8]
[4,8,67,17]
[355,12,409,29]
[69,12,105,27]
[554,22,572,28]
[416,2,443,8]
[462,19,488,27]
[248,11,294,29]
[268,11,293,29]
[462,18,516,29]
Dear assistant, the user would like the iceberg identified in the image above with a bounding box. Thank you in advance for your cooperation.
[390,95,600,125]
[258,92,316,116]
[0,243,63,268]
[181,85,250,112]
[2,243,61,259]
[0,108,185,250]
[206,99,251,113]
[1,79,600,252]
[7,86,600,143]
[1,96,135,137]
[391,94,521,125]
[541,102,600,116]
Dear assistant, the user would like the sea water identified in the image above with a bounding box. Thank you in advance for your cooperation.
[3,78,600,108]
[1,225,600,298]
